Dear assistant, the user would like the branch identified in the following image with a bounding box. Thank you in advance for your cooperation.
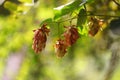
[113,0,120,7]
[55,14,120,23]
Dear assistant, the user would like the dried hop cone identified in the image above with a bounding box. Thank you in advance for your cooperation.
[63,25,79,46]
[32,24,50,53]
[55,39,67,58]
[88,17,103,36]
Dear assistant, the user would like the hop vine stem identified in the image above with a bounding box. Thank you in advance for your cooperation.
[84,4,87,11]
[53,0,120,24]
[55,14,120,23]
[57,23,61,38]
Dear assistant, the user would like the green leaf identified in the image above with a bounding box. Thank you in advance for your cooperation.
[54,0,87,21]
[87,0,95,3]
[40,18,53,26]
[77,9,87,29]
[4,1,18,12]
[18,0,33,3]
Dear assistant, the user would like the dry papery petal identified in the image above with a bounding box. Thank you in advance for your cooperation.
[32,24,50,53]
[63,25,79,46]
[54,39,67,58]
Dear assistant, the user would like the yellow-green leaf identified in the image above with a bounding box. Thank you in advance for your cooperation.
[18,0,33,3]
[4,1,18,12]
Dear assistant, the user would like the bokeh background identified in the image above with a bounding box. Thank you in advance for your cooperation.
[0,0,120,80]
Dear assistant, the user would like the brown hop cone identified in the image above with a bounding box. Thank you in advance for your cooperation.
[54,39,67,58]
[63,25,79,47]
[32,24,50,53]
[88,17,103,36]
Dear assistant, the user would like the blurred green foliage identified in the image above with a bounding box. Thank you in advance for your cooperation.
[0,0,120,80]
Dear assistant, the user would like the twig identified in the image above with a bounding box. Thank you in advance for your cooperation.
[113,0,120,7]
[55,14,120,23]
[56,17,76,23]
[84,4,87,11]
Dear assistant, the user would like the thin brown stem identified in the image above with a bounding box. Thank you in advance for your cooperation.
[56,17,76,23]
[84,4,87,11]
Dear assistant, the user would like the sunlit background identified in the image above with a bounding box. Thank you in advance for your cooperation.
[0,0,120,80]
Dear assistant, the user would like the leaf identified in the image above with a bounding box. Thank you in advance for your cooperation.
[77,9,87,28]
[86,0,95,3]
[4,1,18,12]
[54,0,87,21]
[40,18,53,26]
[18,0,33,3]
[19,0,34,6]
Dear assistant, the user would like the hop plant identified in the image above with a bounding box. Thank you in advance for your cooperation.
[32,24,50,53]
[54,25,79,57]
[54,39,67,58]
[88,17,103,36]
[63,25,79,47]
